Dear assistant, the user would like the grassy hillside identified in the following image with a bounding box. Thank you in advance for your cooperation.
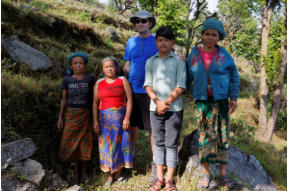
[1,0,286,190]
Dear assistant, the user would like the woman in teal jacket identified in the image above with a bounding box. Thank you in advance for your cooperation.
[187,18,240,189]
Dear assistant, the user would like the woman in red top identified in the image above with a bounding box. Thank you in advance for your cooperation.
[93,57,133,187]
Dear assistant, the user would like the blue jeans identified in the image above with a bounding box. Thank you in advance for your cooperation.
[150,110,183,167]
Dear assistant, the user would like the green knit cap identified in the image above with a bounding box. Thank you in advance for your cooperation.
[201,18,226,40]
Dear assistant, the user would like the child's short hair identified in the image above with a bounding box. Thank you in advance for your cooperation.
[101,57,121,75]
[156,26,175,41]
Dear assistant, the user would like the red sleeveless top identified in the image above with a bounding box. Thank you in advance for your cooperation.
[98,77,126,110]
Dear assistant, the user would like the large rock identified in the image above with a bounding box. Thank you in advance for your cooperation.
[107,26,118,41]
[1,174,38,191]
[12,159,45,185]
[2,38,53,71]
[66,185,81,191]
[179,130,277,191]
[40,170,69,191]
[1,138,36,170]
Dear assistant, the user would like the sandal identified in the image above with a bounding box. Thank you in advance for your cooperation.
[117,176,128,184]
[197,174,211,189]
[104,180,113,187]
[80,173,89,183]
[219,175,235,190]
[164,179,177,191]
[149,178,165,191]
[69,173,78,186]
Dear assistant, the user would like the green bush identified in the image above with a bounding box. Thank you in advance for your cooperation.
[1,71,61,168]
[230,118,255,141]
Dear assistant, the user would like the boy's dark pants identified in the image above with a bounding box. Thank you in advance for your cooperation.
[150,110,183,168]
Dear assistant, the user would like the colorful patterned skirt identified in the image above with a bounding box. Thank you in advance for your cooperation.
[195,99,230,164]
[58,107,92,161]
[99,107,133,173]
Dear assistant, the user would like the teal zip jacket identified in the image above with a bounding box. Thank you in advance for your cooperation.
[187,46,240,101]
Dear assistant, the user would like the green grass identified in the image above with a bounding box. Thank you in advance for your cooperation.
[1,0,286,190]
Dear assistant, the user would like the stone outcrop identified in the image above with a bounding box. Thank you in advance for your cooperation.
[1,175,38,191]
[179,130,277,191]
[40,170,69,191]
[66,185,81,191]
[107,26,118,41]
[1,138,68,191]
[2,38,53,71]
[1,138,36,170]
[12,159,45,185]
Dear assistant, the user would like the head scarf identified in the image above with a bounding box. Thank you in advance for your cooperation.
[67,52,88,75]
[201,18,226,40]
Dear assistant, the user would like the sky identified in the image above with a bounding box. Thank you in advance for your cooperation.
[97,0,219,12]
[206,0,218,12]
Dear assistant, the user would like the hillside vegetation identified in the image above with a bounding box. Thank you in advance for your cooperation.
[1,0,286,190]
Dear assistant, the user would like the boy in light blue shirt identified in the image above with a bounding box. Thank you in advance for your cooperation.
[144,26,186,191]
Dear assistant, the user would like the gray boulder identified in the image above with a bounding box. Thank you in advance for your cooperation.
[2,38,53,71]
[1,174,38,191]
[1,138,36,170]
[107,27,118,41]
[179,130,277,191]
[66,185,81,191]
[41,170,69,191]
[12,159,45,185]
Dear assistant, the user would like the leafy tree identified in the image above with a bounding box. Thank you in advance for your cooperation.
[256,0,283,142]
[183,0,208,56]
[218,0,261,71]
[138,0,159,15]
[154,0,189,45]
[136,0,210,54]
[263,1,286,141]
[109,0,137,14]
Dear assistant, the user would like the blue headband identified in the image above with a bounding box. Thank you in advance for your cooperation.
[201,18,226,40]
[67,52,89,75]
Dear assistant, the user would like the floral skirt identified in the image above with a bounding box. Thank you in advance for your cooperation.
[99,107,133,173]
[58,107,92,161]
[195,99,230,164]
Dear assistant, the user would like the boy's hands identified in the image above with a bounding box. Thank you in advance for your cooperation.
[93,122,100,134]
[155,99,170,115]
[122,117,130,131]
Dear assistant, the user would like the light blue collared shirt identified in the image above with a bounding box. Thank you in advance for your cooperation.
[144,51,187,111]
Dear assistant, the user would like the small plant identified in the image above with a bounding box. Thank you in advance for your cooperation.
[103,38,114,49]
[131,169,137,177]
[230,118,255,139]
[66,167,74,181]
[18,175,26,182]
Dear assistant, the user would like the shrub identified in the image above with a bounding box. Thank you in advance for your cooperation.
[1,71,61,168]
[230,118,255,141]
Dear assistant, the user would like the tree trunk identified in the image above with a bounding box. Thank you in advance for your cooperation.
[184,0,206,56]
[257,5,270,137]
[256,0,277,138]
[265,44,286,141]
[264,5,287,142]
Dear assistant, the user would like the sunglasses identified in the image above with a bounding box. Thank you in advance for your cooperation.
[135,19,149,24]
